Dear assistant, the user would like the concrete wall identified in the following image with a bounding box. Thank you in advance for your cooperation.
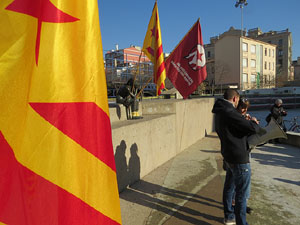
[110,98,215,191]
[281,132,300,148]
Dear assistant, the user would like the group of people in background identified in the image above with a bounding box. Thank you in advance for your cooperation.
[212,89,287,225]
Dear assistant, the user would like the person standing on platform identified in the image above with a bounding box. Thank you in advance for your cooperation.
[270,99,287,130]
[212,89,264,225]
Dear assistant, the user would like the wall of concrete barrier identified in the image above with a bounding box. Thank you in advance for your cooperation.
[109,98,215,191]
[280,132,300,148]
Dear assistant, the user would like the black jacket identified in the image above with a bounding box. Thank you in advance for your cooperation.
[212,98,260,164]
[270,104,286,126]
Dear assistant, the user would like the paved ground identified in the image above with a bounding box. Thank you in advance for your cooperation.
[119,133,300,225]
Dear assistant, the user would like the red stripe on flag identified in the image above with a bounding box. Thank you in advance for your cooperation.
[29,102,116,171]
[0,131,120,225]
[156,62,165,78]
[156,45,163,60]
[157,83,165,96]
[155,29,159,40]
[146,47,154,56]
[155,45,165,82]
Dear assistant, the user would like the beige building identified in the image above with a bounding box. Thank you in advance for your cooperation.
[248,28,293,84]
[204,41,216,85]
[293,57,300,81]
[205,27,276,91]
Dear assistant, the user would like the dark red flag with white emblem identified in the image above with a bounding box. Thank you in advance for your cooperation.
[165,19,207,99]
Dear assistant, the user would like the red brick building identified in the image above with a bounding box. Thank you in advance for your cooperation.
[105,46,151,67]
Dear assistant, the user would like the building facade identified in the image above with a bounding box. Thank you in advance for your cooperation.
[240,37,276,90]
[248,28,293,85]
[105,45,150,67]
[204,27,276,91]
[293,57,300,81]
[104,46,153,87]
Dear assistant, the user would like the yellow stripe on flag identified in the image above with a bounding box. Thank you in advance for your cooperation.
[3,106,121,224]
[0,0,109,115]
[0,0,121,223]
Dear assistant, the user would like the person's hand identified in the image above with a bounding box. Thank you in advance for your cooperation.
[251,116,259,124]
[245,114,251,120]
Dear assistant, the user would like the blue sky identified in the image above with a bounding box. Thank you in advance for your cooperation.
[98,0,300,60]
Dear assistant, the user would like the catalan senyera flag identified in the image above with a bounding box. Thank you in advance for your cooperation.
[165,19,207,99]
[142,1,166,96]
[0,0,121,224]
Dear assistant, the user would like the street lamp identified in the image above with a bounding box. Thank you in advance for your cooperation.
[235,0,248,36]
[235,0,248,90]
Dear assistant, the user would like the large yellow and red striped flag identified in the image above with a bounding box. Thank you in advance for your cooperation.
[0,0,121,224]
[142,1,166,96]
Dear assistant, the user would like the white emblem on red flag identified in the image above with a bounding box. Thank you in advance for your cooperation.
[184,44,206,70]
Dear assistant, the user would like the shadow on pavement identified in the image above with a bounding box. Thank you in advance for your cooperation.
[204,134,219,139]
[274,178,300,186]
[200,150,220,154]
[251,144,300,170]
[120,180,223,224]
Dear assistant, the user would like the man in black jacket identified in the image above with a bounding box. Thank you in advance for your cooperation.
[212,89,263,225]
[270,99,287,129]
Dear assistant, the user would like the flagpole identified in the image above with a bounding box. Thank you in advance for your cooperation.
[136,76,153,98]
[132,52,143,94]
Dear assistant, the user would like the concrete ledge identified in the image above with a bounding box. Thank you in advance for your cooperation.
[112,114,176,191]
[141,99,176,115]
[110,98,216,191]
[109,102,143,123]
[109,102,127,122]
[280,131,300,148]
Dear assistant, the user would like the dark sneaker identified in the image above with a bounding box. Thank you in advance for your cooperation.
[246,206,253,214]
[224,218,236,225]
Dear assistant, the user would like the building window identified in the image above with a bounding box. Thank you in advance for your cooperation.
[265,48,267,56]
[243,73,248,83]
[265,61,267,69]
[278,59,283,65]
[272,49,275,57]
[269,62,271,70]
[207,51,211,58]
[269,49,271,57]
[243,58,248,67]
[251,59,256,68]
[278,39,283,46]
[278,50,283,56]
[251,45,256,54]
[243,42,248,52]
[250,74,256,83]
[272,62,275,71]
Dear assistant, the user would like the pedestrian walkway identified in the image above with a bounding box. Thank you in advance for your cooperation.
[119,133,300,225]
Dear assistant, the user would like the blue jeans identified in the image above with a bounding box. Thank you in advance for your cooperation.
[223,163,251,225]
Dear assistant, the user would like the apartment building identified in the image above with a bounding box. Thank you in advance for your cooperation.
[105,45,150,67]
[248,28,293,84]
[239,37,277,89]
[104,45,152,85]
[293,57,300,81]
[204,37,217,86]
[204,27,276,91]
